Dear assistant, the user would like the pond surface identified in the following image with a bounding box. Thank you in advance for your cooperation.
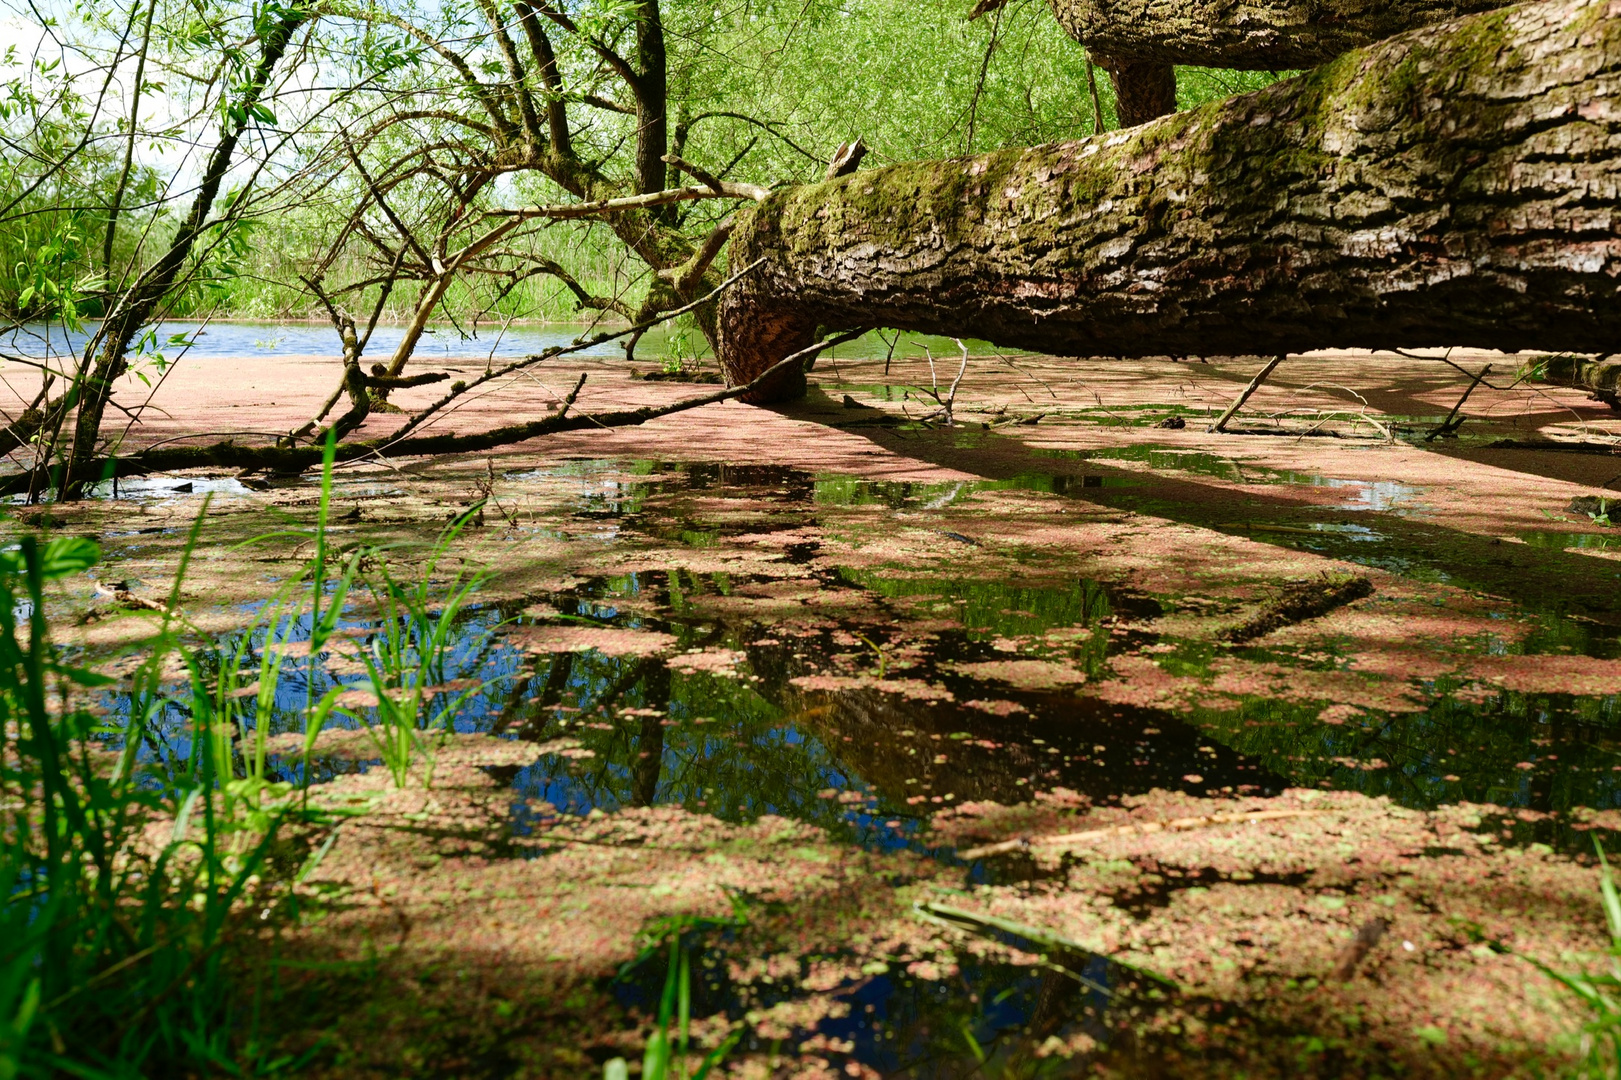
[94,457,1621,1075]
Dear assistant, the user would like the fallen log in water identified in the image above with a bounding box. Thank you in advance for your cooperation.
[1532,354,1621,410]
[718,0,1621,401]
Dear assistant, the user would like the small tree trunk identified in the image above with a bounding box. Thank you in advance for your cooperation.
[60,5,309,494]
[719,0,1621,400]
[1048,0,1507,69]
[1095,55,1177,126]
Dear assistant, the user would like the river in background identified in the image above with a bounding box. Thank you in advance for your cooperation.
[2,321,997,365]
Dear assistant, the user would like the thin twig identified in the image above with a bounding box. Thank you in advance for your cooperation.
[384,259,765,445]
[1426,363,1492,441]
[1210,355,1284,432]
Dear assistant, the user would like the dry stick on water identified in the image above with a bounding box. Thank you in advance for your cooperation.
[1209,354,1285,432]
[1425,363,1493,441]
[1290,382,1392,441]
[912,339,971,425]
[1222,573,1374,644]
[95,580,171,615]
[960,808,1329,860]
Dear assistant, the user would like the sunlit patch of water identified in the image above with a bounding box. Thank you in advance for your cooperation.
[1037,444,1427,512]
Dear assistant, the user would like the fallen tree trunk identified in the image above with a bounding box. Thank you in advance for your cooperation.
[1050,0,1507,69]
[718,0,1621,401]
[1532,354,1621,409]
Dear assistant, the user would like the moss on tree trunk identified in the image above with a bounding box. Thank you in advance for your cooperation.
[719,0,1621,401]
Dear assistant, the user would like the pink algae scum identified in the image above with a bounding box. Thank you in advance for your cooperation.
[58,348,1621,1076]
[933,788,1599,1077]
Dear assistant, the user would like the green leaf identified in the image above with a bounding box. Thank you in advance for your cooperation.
[9,976,39,1036]
[1597,840,1621,944]
[40,536,99,578]
[642,1030,669,1080]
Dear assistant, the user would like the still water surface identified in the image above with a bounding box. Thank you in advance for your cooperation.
[3,321,990,363]
[96,459,1621,1074]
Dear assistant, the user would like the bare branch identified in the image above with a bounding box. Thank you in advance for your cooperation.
[662,153,725,193]
[679,110,823,164]
[486,180,769,223]
[26,324,861,488]
[529,0,641,90]
[660,214,734,293]
[385,257,767,444]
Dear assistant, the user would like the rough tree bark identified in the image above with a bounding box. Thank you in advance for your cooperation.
[1095,55,1179,126]
[1049,0,1508,69]
[718,0,1621,402]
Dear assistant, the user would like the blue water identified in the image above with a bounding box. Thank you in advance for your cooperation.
[2,320,649,363]
[1,322,998,364]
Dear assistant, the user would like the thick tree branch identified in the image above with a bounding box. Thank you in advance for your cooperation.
[513,1,573,155]
[1049,0,1507,69]
[660,214,734,293]
[470,0,543,152]
[529,0,641,90]
[20,324,855,489]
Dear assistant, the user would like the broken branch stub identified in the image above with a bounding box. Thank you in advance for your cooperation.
[719,0,1621,399]
[1425,363,1492,440]
[824,138,867,181]
[1530,354,1621,412]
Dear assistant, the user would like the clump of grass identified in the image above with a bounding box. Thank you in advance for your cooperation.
[1534,841,1621,1076]
[0,517,298,1077]
[0,435,498,1075]
[342,505,491,787]
[604,915,743,1080]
